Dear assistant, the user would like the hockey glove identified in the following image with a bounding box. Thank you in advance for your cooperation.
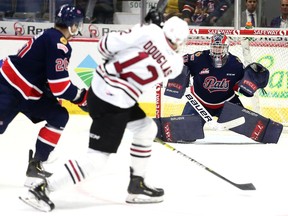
[73,88,88,112]
[145,6,164,27]
[238,62,269,97]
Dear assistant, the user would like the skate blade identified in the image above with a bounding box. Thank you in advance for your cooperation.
[126,194,163,204]
[19,192,55,212]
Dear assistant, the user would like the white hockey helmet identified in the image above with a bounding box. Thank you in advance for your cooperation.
[163,16,189,51]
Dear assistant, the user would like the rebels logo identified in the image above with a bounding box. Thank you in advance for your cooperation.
[14,22,25,35]
[88,24,100,38]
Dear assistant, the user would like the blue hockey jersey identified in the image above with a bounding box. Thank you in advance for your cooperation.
[184,50,245,109]
[0,28,79,101]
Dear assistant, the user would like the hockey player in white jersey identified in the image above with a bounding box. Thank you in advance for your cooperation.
[19,16,189,212]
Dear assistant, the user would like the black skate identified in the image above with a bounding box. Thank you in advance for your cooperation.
[19,181,55,212]
[24,149,52,188]
[126,167,164,204]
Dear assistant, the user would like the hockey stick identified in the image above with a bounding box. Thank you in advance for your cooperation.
[154,137,256,190]
[184,93,245,130]
[156,0,168,13]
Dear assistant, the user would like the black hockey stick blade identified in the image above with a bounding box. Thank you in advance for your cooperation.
[207,168,256,190]
[235,183,256,190]
[154,138,256,191]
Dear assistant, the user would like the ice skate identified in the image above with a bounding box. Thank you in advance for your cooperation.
[126,167,164,204]
[19,179,55,212]
[24,149,52,188]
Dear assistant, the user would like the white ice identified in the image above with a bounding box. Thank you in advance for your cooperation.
[1,114,288,216]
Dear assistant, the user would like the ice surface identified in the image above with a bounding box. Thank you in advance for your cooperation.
[1,114,288,216]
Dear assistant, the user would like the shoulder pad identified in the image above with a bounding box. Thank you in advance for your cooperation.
[188,51,203,62]
[195,51,203,57]
[60,37,68,45]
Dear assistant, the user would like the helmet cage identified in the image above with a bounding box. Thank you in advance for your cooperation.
[209,33,229,68]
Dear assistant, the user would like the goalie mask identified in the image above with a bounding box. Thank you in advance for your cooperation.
[55,4,84,36]
[209,33,229,68]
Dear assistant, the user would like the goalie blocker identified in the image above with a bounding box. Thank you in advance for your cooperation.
[218,102,283,144]
[154,115,204,143]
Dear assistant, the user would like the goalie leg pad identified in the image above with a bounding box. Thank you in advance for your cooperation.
[218,102,283,144]
[153,115,204,143]
[261,119,283,144]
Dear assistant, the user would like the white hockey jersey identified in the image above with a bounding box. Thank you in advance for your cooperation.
[91,23,184,108]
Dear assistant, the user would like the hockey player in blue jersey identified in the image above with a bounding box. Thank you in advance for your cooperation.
[0,4,87,186]
[161,33,282,144]
[181,33,246,117]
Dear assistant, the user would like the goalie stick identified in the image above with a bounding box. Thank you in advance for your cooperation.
[154,138,256,191]
[185,93,245,130]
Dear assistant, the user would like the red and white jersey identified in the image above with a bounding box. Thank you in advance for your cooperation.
[91,23,184,108]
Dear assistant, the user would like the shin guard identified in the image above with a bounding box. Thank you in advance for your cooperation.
[153,115,204,143]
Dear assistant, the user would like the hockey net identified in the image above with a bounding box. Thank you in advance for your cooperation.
[156,28,288,127]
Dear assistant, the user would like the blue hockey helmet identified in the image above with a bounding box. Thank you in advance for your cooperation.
[55,4,84,36]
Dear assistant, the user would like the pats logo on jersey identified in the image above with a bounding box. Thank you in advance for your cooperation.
[203,76,230,93]
[199,68,209,74]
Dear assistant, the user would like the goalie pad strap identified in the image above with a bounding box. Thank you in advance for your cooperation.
[154,115,204,143]
[218,102,283,144]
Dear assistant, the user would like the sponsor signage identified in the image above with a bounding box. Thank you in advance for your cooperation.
[0,21,132,38]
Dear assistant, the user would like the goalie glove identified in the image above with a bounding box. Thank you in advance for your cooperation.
[73,88,88,112]
[238,62,269,97]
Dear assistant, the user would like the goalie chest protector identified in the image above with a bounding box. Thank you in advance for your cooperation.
[218,102,283,144]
